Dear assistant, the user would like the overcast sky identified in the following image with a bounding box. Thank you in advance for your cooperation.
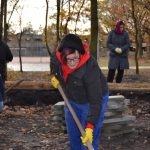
[9,0,56,32]
[9,0,90,34]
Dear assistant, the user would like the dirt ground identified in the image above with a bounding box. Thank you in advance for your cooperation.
[0,95,150,150]
[0,65,150,150]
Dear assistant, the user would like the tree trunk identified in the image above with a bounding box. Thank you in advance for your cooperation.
[90,0,98,60]
[147,37,150,59]
[44,0,51,57]
[138,28,143,57]
[0,0,4,40]
[3,0,8,42]
[17,32,23,72]
[131,0,139,74]
[56,0,60,43]
[64,0,71,34]
[1,0,9,80]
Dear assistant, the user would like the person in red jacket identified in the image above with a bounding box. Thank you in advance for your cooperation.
[51,34,109,150]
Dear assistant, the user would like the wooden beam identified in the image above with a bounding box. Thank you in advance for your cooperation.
[6,81,53,90]
[5,81,150,91]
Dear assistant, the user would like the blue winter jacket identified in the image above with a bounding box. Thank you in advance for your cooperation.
[107,30,130,69]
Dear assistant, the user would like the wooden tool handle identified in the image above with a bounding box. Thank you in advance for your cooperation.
[58,84,94,150]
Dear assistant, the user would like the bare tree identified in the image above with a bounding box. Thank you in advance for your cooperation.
[74,0,86,34]
[64,0,71,34]
[3,0,20,42]
[16,7,24,72]
[90,0,98,59]
[60,0,78,35]
[7,0,20,24]
[44,0,51,56]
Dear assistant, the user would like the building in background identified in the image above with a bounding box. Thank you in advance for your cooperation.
[7,31,49,57]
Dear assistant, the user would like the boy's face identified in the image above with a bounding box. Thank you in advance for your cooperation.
[66,50,80,69]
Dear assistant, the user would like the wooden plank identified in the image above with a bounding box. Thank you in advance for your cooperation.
[108,83,150,91]
[5,81,53,90]
[5,81,150,91]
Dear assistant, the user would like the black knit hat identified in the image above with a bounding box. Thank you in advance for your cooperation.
[58,34,85,54]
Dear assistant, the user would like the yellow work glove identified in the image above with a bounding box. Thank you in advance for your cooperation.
[51,76,59,88]
[115,48,122,54]
[81,128,93,146]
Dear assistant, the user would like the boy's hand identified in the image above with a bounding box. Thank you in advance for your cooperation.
[81,128,93,146]
[51,76,59,88]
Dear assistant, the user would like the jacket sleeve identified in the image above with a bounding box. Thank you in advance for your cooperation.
[50,52,59,76]
[5,44,13,62]
[107,31,116,53]
[83,58,103,126]
[121,32,130,53]
[50,52,64,85]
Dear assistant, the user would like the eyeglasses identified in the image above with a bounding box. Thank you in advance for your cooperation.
[66,57,80,63]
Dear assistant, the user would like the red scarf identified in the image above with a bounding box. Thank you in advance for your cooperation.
[56,43,90,81]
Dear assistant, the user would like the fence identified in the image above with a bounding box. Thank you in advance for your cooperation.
[10,47,49,57]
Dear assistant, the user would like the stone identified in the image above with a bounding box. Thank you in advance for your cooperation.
[109,95,125,101]
[103,115,136,125]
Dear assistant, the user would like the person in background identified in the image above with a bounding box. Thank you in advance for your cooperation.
[107,20,130,83]
[0,40,13,112]
[50,34,109,150]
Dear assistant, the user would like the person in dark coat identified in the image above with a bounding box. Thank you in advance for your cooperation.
[107,20,130,83]
[50,34,109,150]
[0,41,13,111]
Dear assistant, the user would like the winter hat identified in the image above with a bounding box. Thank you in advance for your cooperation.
[58,34,85,54]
